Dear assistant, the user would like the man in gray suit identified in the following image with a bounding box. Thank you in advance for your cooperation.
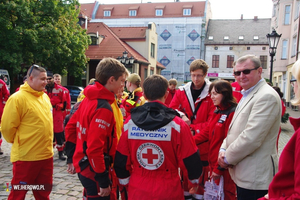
[218,55,281,200]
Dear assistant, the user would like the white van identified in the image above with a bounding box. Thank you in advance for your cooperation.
[0,69,11,91]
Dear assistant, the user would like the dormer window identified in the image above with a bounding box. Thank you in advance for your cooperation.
[239,36,244,40]
[156,9,163,16]
[224,36,229,40]
[103,7,113,17]
[91,36,97,45]
[104,10,111,17]
[129,10,137,16]
[183,8,191,16]
[253,36,259,40]
[208,36,213,40]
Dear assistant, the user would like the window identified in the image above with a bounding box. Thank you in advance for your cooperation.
[104,10,111,17]
[262,47,266,50]
[214,47,218,50]
[239,36,244,40]
[253,36,259,40]
[144,68,148,80]
[129,10,137,16]
[247,47,250,50]
[156,9,163,16]
[212,55,219,68]
[224,36,229,40]
[151,43,155,58]
[183,9,191,16]
[208,36,213,40]
[292,36,297,57]
[227,55,234,68]
[260,55,267,69]
[229,47,233,50]
[282,39,288,59]
[90,36,97,45]
[294,1,300,20]
[284,5,291,25]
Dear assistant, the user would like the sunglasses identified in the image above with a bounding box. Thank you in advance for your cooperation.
[28,64,40,77]
[233,67,259,76]
[47,78,53,80]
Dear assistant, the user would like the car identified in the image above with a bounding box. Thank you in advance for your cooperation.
[64,85,84,103]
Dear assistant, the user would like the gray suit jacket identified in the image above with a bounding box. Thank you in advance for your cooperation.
[221,79,281,190]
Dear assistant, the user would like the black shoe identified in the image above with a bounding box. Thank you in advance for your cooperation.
[0,148,3,155]
[58,151,66,161]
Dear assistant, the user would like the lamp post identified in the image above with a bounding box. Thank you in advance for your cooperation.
[266,29,282,85]
[117,51,135,73]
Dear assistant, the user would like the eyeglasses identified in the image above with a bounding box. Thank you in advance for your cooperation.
[28,64,40,77]
[233,67,259,76]
[290,79,296,87]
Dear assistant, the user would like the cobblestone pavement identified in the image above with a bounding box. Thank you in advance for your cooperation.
[0,107,299,199]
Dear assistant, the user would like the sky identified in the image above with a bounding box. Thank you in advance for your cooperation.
[78,0,273,19]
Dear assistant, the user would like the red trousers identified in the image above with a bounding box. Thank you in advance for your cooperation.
[8,157,53,200]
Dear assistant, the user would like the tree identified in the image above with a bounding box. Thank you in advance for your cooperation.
[0,0,90,84]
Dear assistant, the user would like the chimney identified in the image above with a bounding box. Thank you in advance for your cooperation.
[254,16,258,21]
[241,14,243,20]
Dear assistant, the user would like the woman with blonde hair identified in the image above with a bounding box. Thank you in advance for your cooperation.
[259,59,300,199]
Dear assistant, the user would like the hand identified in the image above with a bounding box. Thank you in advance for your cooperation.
[211,172,221,180]
[218,151,229,169]
[67,163,76,174]
[98,186,111,197]
[189,184,199,195]
[182,115,191,125]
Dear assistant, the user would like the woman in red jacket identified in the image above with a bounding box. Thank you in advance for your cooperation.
[193,80,237,200]
[259,59,300,200]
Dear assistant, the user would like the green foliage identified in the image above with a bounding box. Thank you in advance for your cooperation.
[281,112,290,123]
[0,0,91,78]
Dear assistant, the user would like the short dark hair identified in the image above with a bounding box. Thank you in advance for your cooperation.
[190,59,209,74]
[143,74,168,101]
[96,58,128,85]
[209,80,237,107]
[272,86,283,99]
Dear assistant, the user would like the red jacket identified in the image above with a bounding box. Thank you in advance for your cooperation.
[194,104,236,175]
[123,87,144,120]
[0,79,9,119]
[65,82,117,188]
[46,83,66,133]
[61,86,71,117]
[169,80,215,161]
[114,101,202,200]
[231,81,243,103]
[259,116,300,200]
[165,87,177,106]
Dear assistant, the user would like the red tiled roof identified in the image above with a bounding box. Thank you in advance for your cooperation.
[84,22,149,64]
[156,61,166,69]
[93,1,206,19]
[110,27,146,40]
[80,3,95,19]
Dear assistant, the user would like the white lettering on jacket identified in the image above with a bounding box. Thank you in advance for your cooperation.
[128,125,171,141]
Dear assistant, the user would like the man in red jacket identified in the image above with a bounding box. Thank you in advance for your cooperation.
[46,72,67,161]
[165,78,177,106]
[65,58,128,199]
[114,74,202,200]
[53,74,71,119]
[0,77,10,154]
[170,59,215,200]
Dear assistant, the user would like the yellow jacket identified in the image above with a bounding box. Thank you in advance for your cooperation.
[111,99,123,141]
[1,82,54,162]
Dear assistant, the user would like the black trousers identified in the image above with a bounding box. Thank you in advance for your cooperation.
[236,185,268,200]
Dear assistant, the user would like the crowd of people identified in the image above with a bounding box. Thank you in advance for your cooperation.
[0,54,299,200]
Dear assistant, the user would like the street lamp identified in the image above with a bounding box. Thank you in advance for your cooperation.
[117,51,135,72]
[266,29,282,85]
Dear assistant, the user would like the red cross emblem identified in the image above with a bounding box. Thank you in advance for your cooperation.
[136,143,164,170]
[142,148,158,164]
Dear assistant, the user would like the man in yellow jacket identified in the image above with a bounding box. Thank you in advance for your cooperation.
[2,65,53,200]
